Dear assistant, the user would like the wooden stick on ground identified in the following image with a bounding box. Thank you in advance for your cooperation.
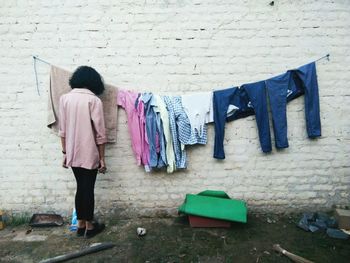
[273,244,314,263]
[39,242,115,263]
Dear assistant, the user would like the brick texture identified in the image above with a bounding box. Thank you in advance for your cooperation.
[0,0,349,217]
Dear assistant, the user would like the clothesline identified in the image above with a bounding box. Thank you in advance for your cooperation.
[32,54,330,96]
[33,55,51,65]
[44,56,330,173]
[315,54,330,62]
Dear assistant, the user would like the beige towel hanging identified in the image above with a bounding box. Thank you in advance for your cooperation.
[47,65,118,143]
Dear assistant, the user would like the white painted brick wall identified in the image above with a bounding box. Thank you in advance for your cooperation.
[0,0,349,217]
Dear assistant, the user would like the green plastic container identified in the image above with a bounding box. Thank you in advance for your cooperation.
[178,190,247,223]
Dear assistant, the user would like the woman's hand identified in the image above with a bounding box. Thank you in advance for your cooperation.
[62,154,68,168]
[98,159,107,174]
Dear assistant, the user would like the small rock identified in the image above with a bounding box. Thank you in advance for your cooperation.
[267,218,273,224]
[250,247,257,255]
[110,225,118,232]
[263,251,270,255]
[137,227,146,236]
[250,247,257,253]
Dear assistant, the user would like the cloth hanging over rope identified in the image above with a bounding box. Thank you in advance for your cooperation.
[45,64,118,143]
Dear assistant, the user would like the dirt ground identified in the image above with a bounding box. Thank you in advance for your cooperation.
[0,214,349,263]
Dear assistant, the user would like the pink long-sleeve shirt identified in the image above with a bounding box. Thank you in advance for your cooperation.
[59,88,107,169]
[117,90,149,167]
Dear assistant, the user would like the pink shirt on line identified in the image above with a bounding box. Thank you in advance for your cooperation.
[117,90,149,167]
[59,88,107,170]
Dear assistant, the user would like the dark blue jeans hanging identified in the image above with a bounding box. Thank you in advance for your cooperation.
[289,62,321,138]
[213,87,254,159]
[241,80,273,153]
[213,62,321,159]
[242,63,321,153]
[265,72,290,149]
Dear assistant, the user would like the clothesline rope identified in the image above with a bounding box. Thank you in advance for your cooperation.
[32,54,330,96]
[315,53,330,62]
[33,55,51,65]
[33,55,51,96]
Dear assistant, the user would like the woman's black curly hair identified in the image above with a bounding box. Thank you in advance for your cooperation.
[69,66,104,95]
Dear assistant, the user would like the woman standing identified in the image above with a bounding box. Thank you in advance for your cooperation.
[59,66,107,238]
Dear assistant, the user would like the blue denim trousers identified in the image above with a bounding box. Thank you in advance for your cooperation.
[213,87,254,159]
[265,72,290,150]
[289,62,321,138]
[242,80,275,153]
[242,72,291,152]
[243,62,321,153]
[213,62,321,159]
